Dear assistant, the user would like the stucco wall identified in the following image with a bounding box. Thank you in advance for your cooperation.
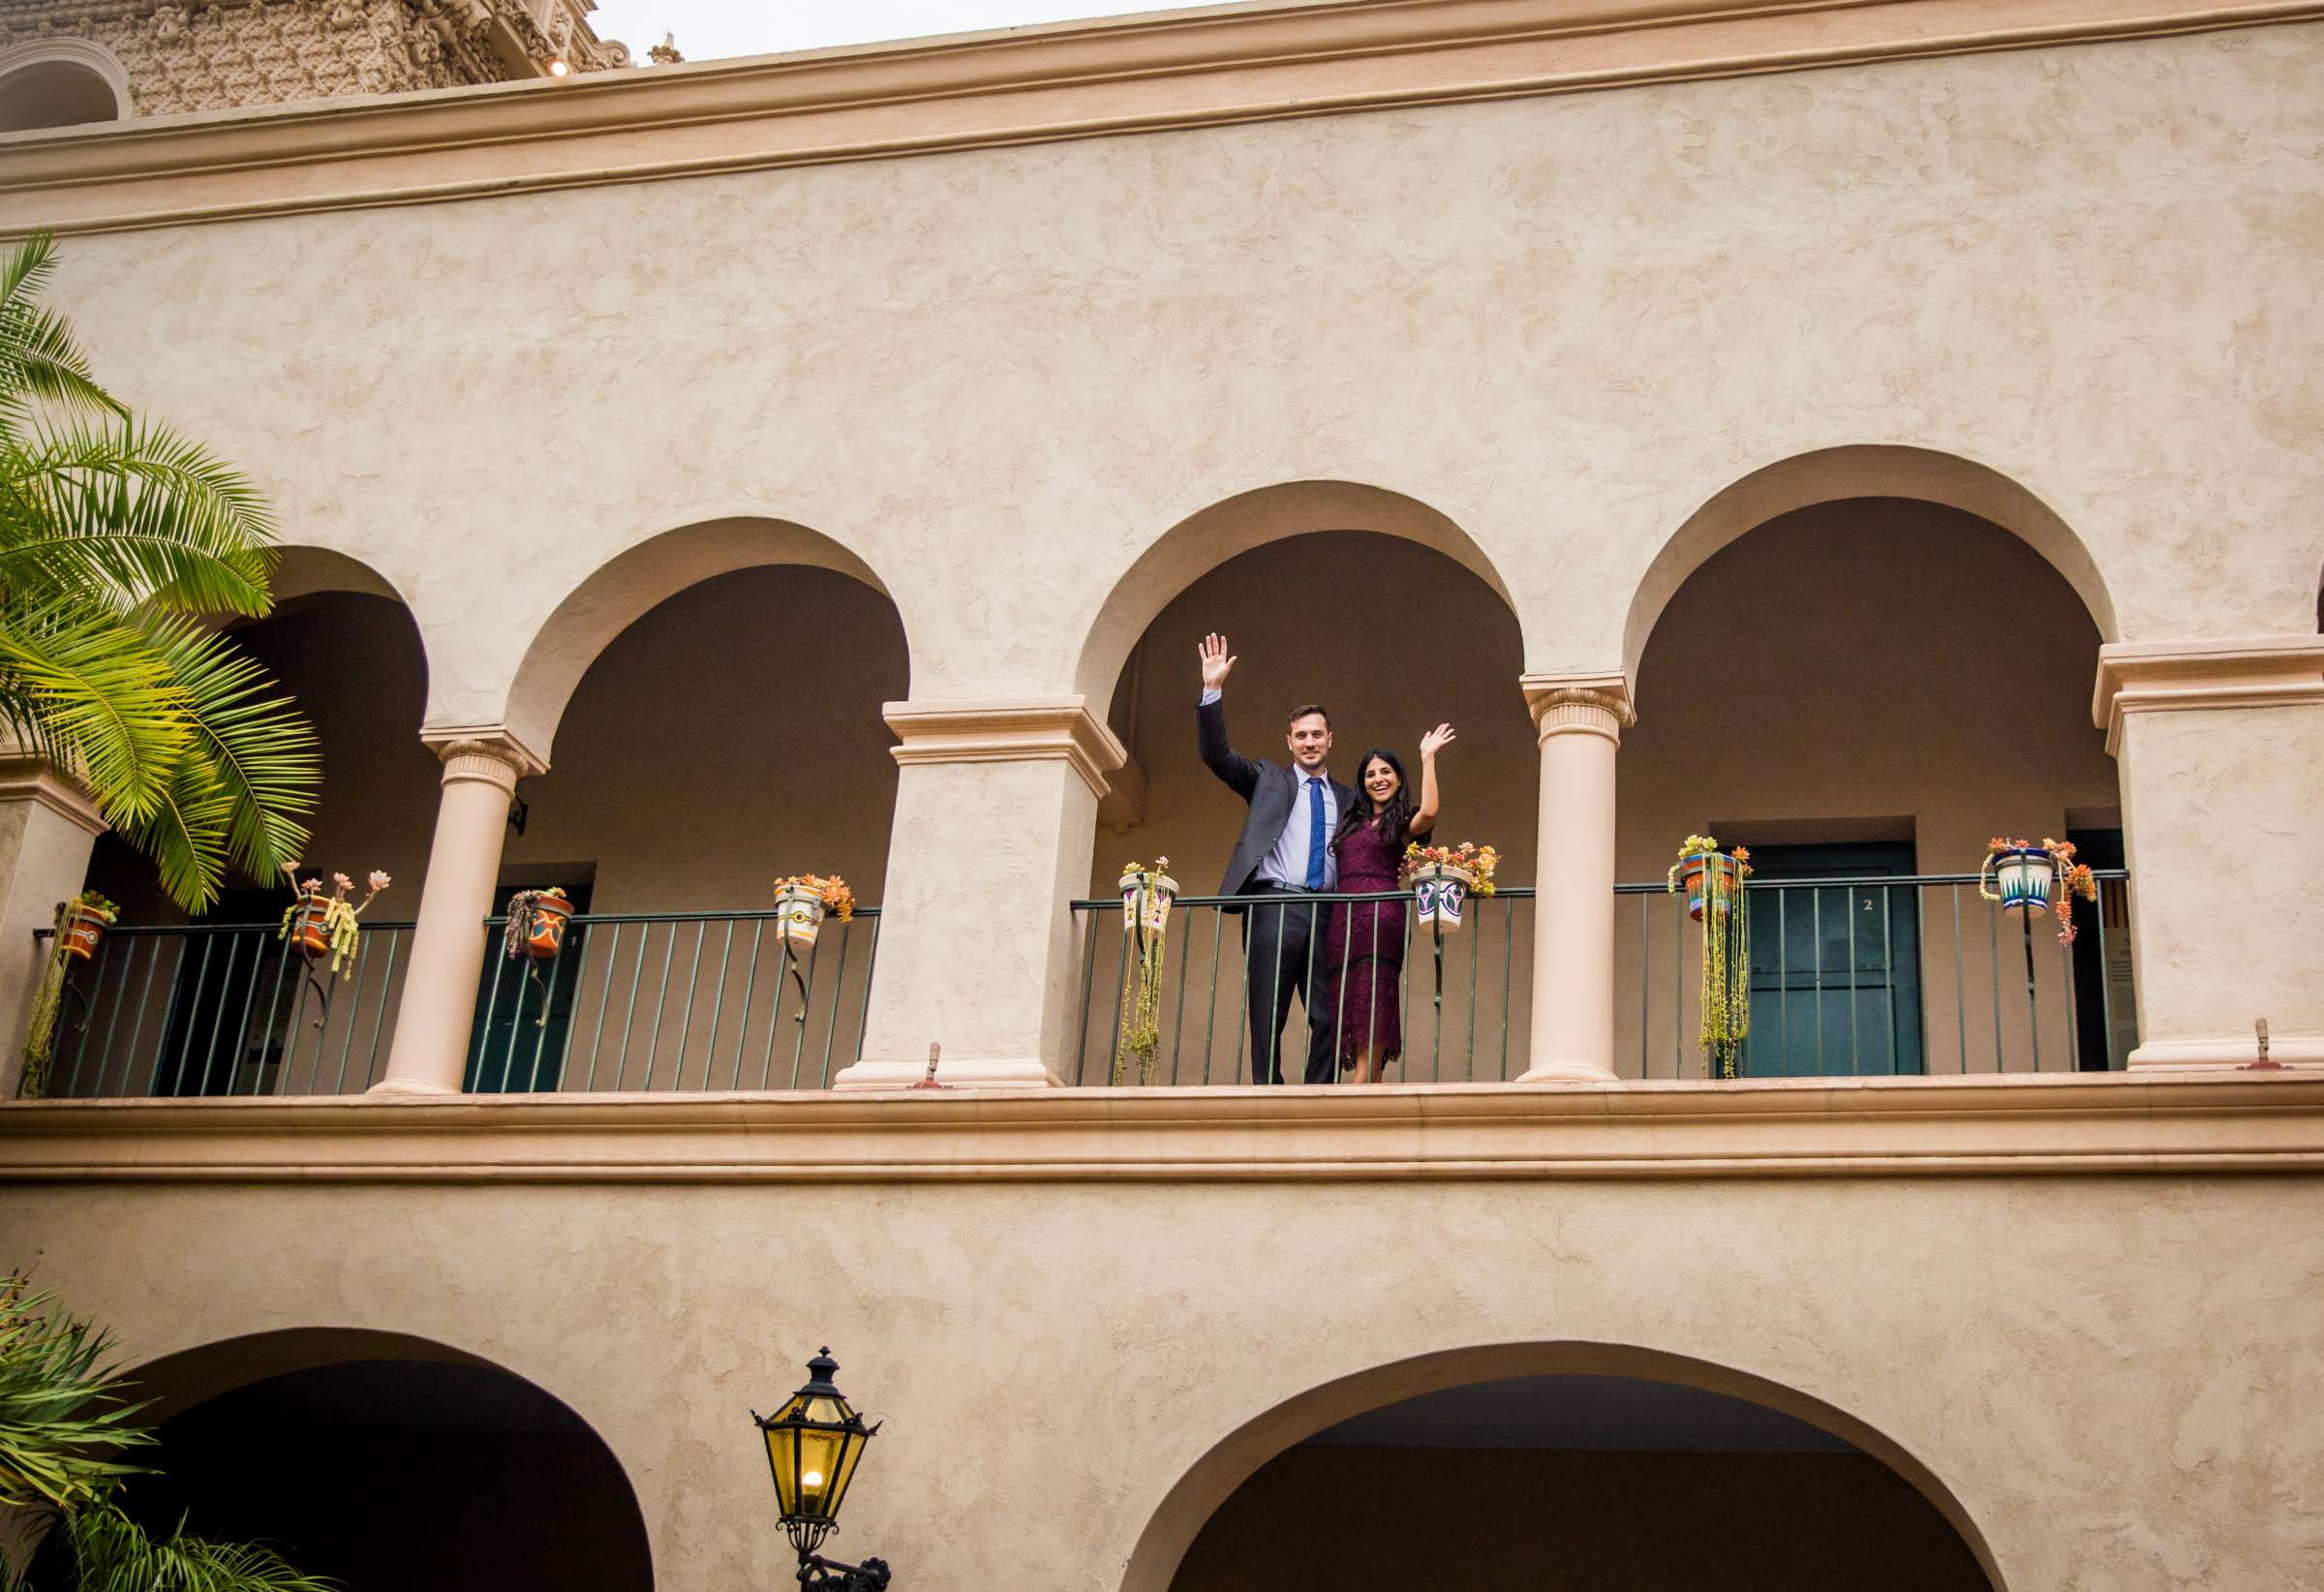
[35,26,2324,728]
[3,1171,2319,1589]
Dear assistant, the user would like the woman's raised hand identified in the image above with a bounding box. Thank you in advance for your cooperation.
[1420,722,1456,759]
[1198,632,1238,691]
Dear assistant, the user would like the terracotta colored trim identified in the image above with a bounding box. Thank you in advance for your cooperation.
[0,756,107,838]
[2,1069,2320,1183]
[886,696,1127,799]
[3,0,2317,234]
[2090,636,2324,755]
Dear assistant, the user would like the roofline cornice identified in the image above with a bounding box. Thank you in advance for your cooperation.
[3,0,2318,234]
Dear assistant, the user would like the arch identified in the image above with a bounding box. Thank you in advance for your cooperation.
[108,1327,652,1588]
[502,515,907,757]
[1119,1340,2006,1592]
[1625,445,2117,687]
[0,39,132,132]
[1074,480,1516,702]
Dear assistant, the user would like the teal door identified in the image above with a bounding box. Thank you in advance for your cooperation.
[465,882,591,1092]
[1741,842,1923,1076]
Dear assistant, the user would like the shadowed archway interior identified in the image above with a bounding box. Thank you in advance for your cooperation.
[28,1339,653,1592]
[1171,1373,1989,1591]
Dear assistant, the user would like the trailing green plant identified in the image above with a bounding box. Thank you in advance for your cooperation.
[0,232,320,913]
[0,1275,335,1592]
[1114,858,1176,1085]
[1667,835,1752,1080]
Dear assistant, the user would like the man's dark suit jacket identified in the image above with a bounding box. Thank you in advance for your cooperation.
[1198,697,1358,901]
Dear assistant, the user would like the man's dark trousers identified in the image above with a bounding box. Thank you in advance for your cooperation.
[1241,882,1337,1085]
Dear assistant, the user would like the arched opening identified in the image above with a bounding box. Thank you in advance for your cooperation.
[0,43,131,132]
[1125,1343,2003,1592]
[1072,484,1531,1086]
[53,550,434,1098]
[484,519,909,1090]
[1617,484,2125,1078]
[25,1328,650,1591]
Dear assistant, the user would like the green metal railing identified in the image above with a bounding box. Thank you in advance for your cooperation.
[1621,872,2134,1078]
[466,907,881,1092]
[1068,889,1535,1086]
[30,919,417,1098]
[1069,872,2136,1084]
[28,905,882,1098]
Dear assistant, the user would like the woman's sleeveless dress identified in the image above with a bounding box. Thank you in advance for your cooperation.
[1325,817,1407,1067]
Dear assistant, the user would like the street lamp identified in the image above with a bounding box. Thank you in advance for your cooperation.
[751,1348,892,1591]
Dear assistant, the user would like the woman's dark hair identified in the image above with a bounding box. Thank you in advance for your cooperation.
[1335,748,1415,848]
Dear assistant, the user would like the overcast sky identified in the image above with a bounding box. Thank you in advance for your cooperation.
[588,1,1190,61]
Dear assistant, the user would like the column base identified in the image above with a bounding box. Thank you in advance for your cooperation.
[1514,1058,1620,1084]
[2127,1034,2324,1070]
[829,1056,1063,1090]
[365,1077,461,1098]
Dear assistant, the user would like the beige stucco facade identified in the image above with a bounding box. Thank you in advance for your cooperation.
[3,1,2324,1584]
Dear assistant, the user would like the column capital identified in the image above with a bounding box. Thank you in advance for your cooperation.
[885,695,1126,799]
[0,754,107,838]
[1518,672,1636,744]
[418,724,548,793]
[2092,636,2324,755]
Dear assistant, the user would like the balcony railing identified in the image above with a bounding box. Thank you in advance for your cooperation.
[31,920,418,1098]
[28,907,881,1098]
[1068,872,2135,1084]
[1069,889,1535,1087]
[467,907,880,1092]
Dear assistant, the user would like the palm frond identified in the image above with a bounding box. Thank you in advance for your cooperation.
[0,415,274,615]
[107,749,236,912]
[0,600,188,822]
[66,1508,339,1592]
[0,1279,154,1517]
[136,616,318,883]
[0,235,120,423]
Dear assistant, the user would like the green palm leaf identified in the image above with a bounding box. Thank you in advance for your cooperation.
[136,616,318,883]
[64,1508,339,1592]
[0,414,274,616]
[0,1280,153,1518]
[0,601,187,822]
[0,235,120,423]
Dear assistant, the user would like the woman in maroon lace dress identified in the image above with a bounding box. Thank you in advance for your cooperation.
[1324,723,1454,1083]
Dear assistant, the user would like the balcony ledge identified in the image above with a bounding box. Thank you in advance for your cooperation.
[2,1069,2320,1184]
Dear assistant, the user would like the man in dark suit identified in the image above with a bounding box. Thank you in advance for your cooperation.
[1195,632,1357,1085]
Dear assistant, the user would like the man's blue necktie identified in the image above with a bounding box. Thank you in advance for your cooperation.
[1303,777,1328,889]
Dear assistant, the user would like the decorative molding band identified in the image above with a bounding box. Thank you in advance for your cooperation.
[3,0,2318,234]
[2129,1033,2324,1069]
[0,756,107,838]
[2091,636,2324,755]
[1520,671,1636,744]
[1,1071,2321,1183]
[418,723,549,789]
[887,696,1127,799]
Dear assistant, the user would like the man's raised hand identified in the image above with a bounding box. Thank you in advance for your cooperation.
[1199,633,1238,692]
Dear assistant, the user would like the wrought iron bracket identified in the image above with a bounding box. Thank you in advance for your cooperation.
[797,1552,891,1591]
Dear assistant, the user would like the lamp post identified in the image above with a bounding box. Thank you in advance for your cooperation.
[751,1348,892,1591]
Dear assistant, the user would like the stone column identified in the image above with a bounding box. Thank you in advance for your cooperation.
[835,698,1123,1088]
[371,727,545,1096]
[2095,638,2324,1068]
[0,757,106,1099]
[1515,674,1634,1083]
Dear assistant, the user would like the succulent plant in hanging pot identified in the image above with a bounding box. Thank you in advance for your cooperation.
[1979,837,2097,944]
[278,864,391,978]
[504,886,575,962]
[1667,836,1752,1079]
[57,890,116,962]
[1401,840,1498,933]
[771,873,855,950]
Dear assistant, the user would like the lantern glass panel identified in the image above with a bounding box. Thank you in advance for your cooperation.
[794,1424,848,1517]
